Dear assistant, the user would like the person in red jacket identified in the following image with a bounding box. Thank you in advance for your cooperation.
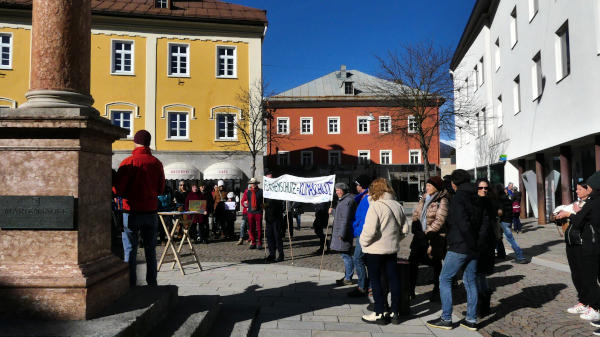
[114,130,165,287]
[185,183,209,243]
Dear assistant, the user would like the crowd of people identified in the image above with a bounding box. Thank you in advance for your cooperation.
[112,129,600,333]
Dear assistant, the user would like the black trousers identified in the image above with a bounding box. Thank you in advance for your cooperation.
[313,212,329,250]
[365,253,400,315]
[566,243,600,308]
[266,219,284,258]
[408,236,442,295]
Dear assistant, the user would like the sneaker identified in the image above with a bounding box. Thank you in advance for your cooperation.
[581,307,600,321]
[336,278,352,286]
[593,328,600,336]
[567,302,588,314]
[459,319,478,331]
[347,288,368,298]
[590,320,600,328]
[257,244,263,250]
[426,317,453,330]
[361,312,389,325]
[249,244,256,250]
[514,258,528,264]
[389,312,401,325]
[236,238,243,245]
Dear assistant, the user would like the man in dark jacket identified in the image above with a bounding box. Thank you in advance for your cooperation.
[264,170,285,262]
[114,130,165,287]
[427,169,479,331]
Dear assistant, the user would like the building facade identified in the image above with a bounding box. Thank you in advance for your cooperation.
[0,0,267,190]
[452,0,600,222]
[267,66,441,201]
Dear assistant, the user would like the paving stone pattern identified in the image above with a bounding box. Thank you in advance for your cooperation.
[138,214,595,336]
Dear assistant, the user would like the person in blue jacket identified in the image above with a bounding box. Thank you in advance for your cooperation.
[348,175,372,297]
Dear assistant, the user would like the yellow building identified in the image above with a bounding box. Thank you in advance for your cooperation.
[0,0,267,189]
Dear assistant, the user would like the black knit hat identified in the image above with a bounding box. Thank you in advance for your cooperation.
[587,171,600,190]
[426,176,443,191]
[354,175,372,189]
[133,130,151,147]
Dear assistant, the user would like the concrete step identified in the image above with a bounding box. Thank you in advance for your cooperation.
[207,304,258,337]
[154,295,221,337]
[0,285,179,337]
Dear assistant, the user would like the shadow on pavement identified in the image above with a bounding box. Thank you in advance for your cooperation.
[520,239,564,259]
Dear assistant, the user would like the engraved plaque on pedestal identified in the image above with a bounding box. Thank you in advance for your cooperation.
[0,196,75,229]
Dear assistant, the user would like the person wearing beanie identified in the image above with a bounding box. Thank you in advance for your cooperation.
[331,181,357,286]
[347,175,372,298]
[212,180,229,239]
[409,175,449,303]
[114,129,165,287]
[428,169,479,331]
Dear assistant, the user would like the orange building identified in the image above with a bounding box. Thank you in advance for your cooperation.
[267,65,441,200]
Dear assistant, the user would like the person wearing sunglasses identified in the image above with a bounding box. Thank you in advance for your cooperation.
[495,184,527,264]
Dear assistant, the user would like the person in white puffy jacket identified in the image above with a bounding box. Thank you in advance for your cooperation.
[360,178,408,325]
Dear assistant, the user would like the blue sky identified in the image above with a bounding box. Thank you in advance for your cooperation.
[235,0,476,95]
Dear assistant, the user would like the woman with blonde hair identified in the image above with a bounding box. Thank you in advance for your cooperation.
[361,178,408,325]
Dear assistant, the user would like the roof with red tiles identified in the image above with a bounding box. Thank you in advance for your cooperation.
[0,0,268,26]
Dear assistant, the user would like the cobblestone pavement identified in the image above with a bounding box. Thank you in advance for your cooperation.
[140,214,595,336]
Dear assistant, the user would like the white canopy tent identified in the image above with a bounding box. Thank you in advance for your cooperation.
[164,162,201,180]
[203,162,244,180]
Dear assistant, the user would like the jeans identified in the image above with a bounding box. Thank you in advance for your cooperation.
[240,216,248,239]
[295,214,302,229]
[353,238,368,290]
[365,253,400,315]
[500,221,524,260]
[513,214,522,232]
[122,212,158,287]
[439,251,478,323]
[341,253,354,280]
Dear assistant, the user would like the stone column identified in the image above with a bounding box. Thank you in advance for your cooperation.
[0,0,129,320]
[536,153,547,225]
[560,146,573,205]
[596,136,600,171]
[21,0,94,108]
[518,159,527,219]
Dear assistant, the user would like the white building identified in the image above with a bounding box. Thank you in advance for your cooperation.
[452,0,600,223]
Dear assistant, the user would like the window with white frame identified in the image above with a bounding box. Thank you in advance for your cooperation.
[528,0,539,22]
[277,151,289,166]
[328,150,341,166]
[344,82,353,95]
[380,150,392,165]
[168,43,189,76]
[216,113,236,140]
[510,7,518,48]
[496,95,503,127]
[0,33,12,69]
[357,117,370,134]
[478,57,484,85]
[156,0,168,8]
[477,108,486,137]
[531,51,542,100]
[379,116,391,133]
[168,111,188,139]
[408,115,417,133]
[300,117,313,134]
[555,21,570,82]
[216,46,236,78]
[111,110,133,138]
[111,40,134,75]
[277,117,289,135]
[513,75,521,114]
[328,117,340,134]
[494,38,501,71]
[409,149,421,164]
[301,151,313,167]
[358,150,370,165]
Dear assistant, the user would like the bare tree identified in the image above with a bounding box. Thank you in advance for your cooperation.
[372,42,480,181]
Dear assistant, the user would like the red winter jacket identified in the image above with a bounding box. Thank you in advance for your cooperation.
[114,146,165,212]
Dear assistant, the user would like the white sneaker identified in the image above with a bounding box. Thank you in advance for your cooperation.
[580,307,600,321]
[568,302,588,314]
[361,312,388,325]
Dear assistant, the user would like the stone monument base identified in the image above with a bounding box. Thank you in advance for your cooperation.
[0,107,129,320]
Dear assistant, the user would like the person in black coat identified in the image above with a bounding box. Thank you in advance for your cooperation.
[473,179,499,317]
[427,169,479,331]
[561,172,600,323]
[264,171,285,262]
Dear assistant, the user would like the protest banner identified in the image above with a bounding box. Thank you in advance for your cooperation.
[262,174,336,203]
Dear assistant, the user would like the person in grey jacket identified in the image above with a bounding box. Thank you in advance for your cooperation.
[331,182,357,286]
